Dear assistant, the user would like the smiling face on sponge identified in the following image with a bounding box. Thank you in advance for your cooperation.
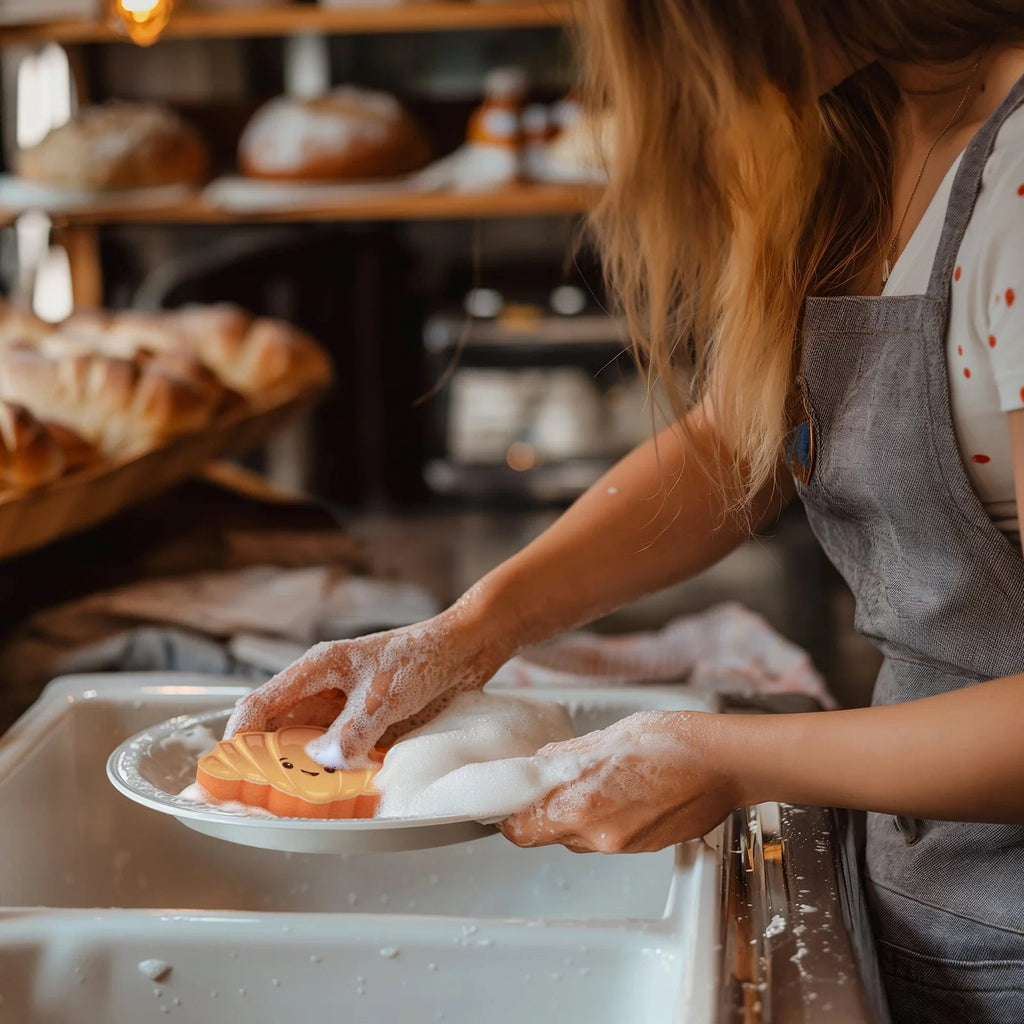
[196,727,381,819]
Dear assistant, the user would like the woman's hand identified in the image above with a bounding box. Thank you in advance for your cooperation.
[224,598,514,769]
[499,710,743,854]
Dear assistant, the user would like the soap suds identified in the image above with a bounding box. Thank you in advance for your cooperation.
[224,606,494,769]
[176,781,276,819]
[764,915,786,938]
[137,960,172,982]
[159,725,218,760]
[373,692,575,821]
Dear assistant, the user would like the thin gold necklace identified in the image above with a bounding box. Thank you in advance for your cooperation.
[881,58,983,287]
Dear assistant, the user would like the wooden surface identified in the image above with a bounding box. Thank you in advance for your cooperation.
[0,391,319,563]
[0,183,598,227]
[0,2,572,45]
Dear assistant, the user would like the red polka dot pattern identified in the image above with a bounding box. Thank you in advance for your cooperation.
[972,454,991,464]
[989,335,997,348]
[957,345,964,356]
[954,266,962,281]
[1018,183,1024,196]
[964,367,971,379]
[1008,288,1016,306]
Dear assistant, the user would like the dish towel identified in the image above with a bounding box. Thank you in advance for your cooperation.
[492,602,834,708]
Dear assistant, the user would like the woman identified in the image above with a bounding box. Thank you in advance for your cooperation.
[227,3,1024,1019]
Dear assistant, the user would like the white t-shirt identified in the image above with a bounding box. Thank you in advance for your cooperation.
[883,102,1024,540]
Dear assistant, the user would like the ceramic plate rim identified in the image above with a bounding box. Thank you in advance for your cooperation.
[106,707,495,834]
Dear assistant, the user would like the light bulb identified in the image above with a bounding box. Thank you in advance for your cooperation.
[109,0,175,46]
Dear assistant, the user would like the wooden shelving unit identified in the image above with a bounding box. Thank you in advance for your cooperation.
[0,2,573,46]
[0,182,599,228]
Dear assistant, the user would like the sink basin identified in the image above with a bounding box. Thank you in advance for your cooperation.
[0,673,722,1023]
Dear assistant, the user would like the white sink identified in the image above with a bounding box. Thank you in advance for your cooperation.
[0,674,722,1024]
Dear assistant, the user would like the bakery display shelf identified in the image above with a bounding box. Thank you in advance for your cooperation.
[0,2,573,46]
[0,388,318,563]
[0,182,599,227]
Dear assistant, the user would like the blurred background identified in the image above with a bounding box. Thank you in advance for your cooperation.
[0,0,882,720]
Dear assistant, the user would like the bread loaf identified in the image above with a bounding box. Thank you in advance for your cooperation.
[0,345,223,457]
[38,331,244,417]
[175,306,332,398]
[60,304,331,400]
[238,86,432,182]
[15,103,208,191]
[40,420,99,474]
[0,400,66,489]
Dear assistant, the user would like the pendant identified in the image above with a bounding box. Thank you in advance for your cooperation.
[881,258,892,286]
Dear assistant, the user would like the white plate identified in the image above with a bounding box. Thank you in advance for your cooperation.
[106,708,496,855]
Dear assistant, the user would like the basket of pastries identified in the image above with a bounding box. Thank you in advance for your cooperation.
[0,299,331,560]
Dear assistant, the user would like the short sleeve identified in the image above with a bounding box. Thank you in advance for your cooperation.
[976,114,1024,412]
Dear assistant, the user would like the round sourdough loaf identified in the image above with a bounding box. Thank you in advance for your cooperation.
[16,102,208,191]
[238,86,432,181]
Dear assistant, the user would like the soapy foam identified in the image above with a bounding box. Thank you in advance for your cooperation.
[137,960,172,982]
[374,692,576,821]
[176,781,276,819]
[225,606,493,769]
[498,711,698,848]
[158,724,218,759]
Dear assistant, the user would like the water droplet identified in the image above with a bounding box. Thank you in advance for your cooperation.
[238,988,246,997]
[271,979,281,988]
[172,997,181,1007]
[210,991,218,999]
[427,963,438,972]
[153,989,162,998]
[379,947,400,959]
[310,955,321,965]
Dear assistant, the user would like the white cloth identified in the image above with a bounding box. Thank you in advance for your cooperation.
[883,102,1024,539]
[489,602,833,708]
[373,692,576,822]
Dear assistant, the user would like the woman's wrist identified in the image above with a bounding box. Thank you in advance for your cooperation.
[695,711,793,811]
[442,571,532,681]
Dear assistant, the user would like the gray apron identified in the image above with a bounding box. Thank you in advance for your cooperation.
[789,74,1024,1023]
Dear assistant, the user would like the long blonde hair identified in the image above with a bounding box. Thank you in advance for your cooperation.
[578,0,1023,514]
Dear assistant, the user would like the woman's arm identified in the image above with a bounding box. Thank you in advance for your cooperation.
[502,674,1024,853]
[470,403,791,652]
[226,403,789,764]
[732,673,1024,823]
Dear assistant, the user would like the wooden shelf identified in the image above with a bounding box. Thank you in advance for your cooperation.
[0,182,599,227]
[0,2,572,46]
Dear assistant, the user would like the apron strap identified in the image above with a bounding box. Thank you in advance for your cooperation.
[926,70,1024,300]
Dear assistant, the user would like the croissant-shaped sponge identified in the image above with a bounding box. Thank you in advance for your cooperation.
[196,727,380,819]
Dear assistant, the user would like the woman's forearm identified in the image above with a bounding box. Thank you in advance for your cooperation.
[720,673,1024,823]
[460,406,790,659]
